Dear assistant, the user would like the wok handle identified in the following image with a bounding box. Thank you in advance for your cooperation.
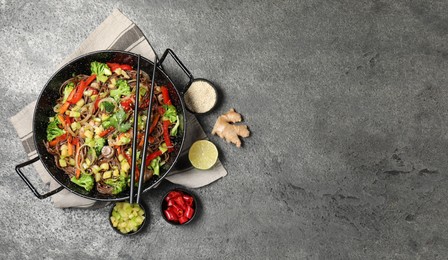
[15,157,64,199]
[159,49,194,91]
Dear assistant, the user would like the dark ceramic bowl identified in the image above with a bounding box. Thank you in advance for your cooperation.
[183,78,219,115]
[161,188,197,225]
[109,200,149,236]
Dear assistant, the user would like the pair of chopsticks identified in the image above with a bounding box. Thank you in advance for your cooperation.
[129,54,158,204]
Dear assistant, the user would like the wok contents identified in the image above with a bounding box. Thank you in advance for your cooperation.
[110,202,145,234]
[184,79,217,113]
[188,140,218,170]
[211,108,250,147]
[163,190,195,224]
[45,61,180,195]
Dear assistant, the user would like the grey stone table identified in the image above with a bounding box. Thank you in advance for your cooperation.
[1,1,448,259]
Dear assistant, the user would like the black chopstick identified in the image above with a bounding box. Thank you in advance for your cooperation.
[137,54,158,203]
[129,54,141,204]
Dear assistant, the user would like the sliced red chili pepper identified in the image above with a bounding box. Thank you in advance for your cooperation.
[174,196,186,210]
[164,209,178,222]
[171,204,184,218]
[145,150,162,166]
[178,216,189,224]
[165,191,182,202]
[160,86,172,105]
[167,199,175,207]
[185,206,194,219]
[163,120,174,152]
[183,195,194,206]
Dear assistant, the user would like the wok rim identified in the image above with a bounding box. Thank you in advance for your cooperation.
[32,50,187,202]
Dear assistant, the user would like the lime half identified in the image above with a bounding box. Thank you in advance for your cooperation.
[188,140,218,170]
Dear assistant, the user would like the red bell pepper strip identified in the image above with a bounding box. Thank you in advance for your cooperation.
[94,97,101,111]
[106,62,133,72]
[99,126,115,137]
[145,150,162,166]
[68,75,96,104]
[85,74,96,86]
[149,113,160,134]
[120,95,135,112]
[163,120,174,152]
[185,206,194,219]
[59,87,76,114]
[160,86,172,105]
[48,133,68,147]
[178,216,189,224]
[72,137,79,146]
[68,82,86,104]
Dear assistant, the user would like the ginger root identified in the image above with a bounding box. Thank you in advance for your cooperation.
[211,108,250,147]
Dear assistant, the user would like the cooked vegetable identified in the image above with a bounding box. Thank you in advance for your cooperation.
[110,79,131,101]
[46,117,65,141]
[70,173,94,191]
[44,61,180,194]
[62,83,75,103]
[211,108,250,148]
[104,175,128,195]
[110,202,145,234]
[90,61,111,83]
[106,62,133,72]
[100,101,115,113]
[106,108,131,133]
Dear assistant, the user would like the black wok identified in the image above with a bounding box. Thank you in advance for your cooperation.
[15,49,193,201]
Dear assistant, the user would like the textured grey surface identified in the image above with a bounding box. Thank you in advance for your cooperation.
[1,0,448,259]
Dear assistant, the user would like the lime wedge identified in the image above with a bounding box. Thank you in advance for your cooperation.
[188,140,218,170]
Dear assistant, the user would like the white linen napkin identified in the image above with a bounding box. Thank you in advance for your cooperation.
[9,9,227,208]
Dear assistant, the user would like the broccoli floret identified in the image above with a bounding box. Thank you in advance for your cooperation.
[110,79,131,102]
[90,61,112,83]
[94,137,105,155]
[104,175,128,195]
[46,116,65,141]
[71,174,94,191]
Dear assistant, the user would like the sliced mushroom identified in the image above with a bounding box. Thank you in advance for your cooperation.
[101,146,114,159]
